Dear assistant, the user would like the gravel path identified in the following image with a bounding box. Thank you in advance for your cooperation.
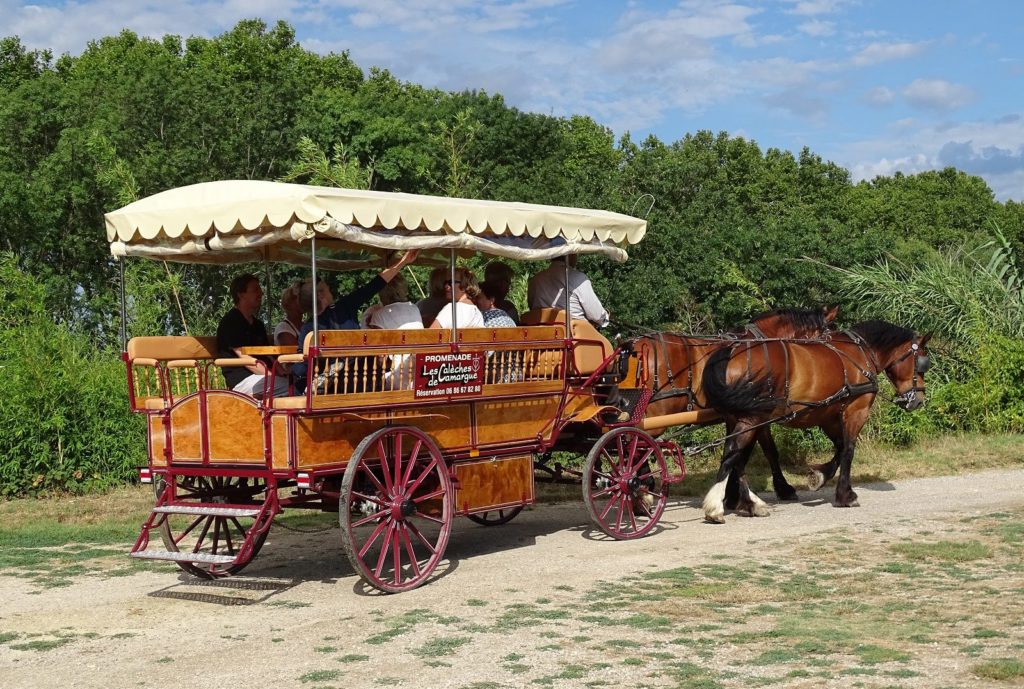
[1,468,1022,688]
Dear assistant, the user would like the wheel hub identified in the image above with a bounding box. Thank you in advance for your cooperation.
[398,498,417,519]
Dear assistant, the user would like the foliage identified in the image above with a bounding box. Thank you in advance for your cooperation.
[0,254,144,495]
[1,20,1022,493]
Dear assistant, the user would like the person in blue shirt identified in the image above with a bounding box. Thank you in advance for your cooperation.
[292,250,418,393]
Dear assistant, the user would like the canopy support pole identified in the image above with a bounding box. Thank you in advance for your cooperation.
[118,258,127,353]
[311,236,319,343]
[563,259,571,336]
[449,249,457,345]
[264,247,274,329]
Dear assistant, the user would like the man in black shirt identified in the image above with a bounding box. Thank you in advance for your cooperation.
[216,273,289,398]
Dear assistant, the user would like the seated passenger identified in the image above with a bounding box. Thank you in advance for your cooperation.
[429,268,484,329]
[362,276,423,390]
[216,273,290,398]
[292,250,418,394]
[484,260,520,324]
[273,280,305,347]
[527,255,610,328]
[477,280,520,384]
[416,267,448,327]
[363,275,423,330]
[476,280,517,328]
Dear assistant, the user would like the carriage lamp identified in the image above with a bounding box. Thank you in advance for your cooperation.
[138,467,153,484]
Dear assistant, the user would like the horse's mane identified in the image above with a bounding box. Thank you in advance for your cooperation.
[851,320,915,350]
[747,307,830,332]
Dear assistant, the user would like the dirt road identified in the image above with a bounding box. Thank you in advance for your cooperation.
[2,469,1023,689]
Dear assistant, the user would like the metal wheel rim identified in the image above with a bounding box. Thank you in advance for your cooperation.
[467,506,524,526]
[583,427,669,540]
[340,427,452,593]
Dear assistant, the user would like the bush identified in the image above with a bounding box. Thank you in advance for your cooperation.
[0,255,144,496]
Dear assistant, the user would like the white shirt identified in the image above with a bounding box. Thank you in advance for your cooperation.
[527,263,609,327]
[367,302,423,330]
[434,302,484,329]
[273,319,300,345]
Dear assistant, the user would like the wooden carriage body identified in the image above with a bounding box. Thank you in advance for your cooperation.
[107,181,678,592]
[125,322,625,520]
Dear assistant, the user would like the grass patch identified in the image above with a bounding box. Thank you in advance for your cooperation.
[410,636,471,658]
[337,654,369,663]
[854,644,912,664]
[10,638,72,651]
[891,540,991,562]
[299,670,343,683]
[974,658,1024,681]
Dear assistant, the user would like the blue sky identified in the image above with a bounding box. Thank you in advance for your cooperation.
[5,0,1023,200]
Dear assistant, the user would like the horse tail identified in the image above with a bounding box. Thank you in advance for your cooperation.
[702,345,778,415]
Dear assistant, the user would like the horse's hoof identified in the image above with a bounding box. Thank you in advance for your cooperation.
[776,487,799,501]
[752,503,771,517]
[704,513,726,524]
[806,470,825,491]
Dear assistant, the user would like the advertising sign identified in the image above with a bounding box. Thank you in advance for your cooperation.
[414,352,485,399]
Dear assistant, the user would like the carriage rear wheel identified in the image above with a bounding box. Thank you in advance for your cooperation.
[340,427,453,593]
[154,475,271,579]
[467,506,524,526]
[583,427,669,539]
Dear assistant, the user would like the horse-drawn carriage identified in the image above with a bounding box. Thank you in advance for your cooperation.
[109,181,698,592]
[109,181,932,593]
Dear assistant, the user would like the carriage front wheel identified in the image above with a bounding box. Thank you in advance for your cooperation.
[340,427,453,593]
[583,427,669,539]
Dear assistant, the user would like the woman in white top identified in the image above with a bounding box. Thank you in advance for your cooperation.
[364,275,423,331]
[363,276,423,390]
[429,268,484,329]
[273,280,305,346]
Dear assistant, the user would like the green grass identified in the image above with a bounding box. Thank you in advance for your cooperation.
[891,540,992,562]
[9,638,72,651]
[410,636,470,658]
[973,658,1024,681]
[299,670,343,683]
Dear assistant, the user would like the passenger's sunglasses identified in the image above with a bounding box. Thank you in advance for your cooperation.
[443,280,463,287]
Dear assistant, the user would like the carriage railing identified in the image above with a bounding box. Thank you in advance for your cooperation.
[124,336,231,411]
[302,326,568,411]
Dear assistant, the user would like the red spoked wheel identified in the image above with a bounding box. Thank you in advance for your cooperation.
[155,475,273,579]
[467,506,524,526]
[583,427,669,539]
[340,427,452,593]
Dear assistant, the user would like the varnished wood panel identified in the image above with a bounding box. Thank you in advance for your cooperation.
[295,414,387,469]
[271,415,290,470]
[474,396,562,446]
[205,393,266,464]
[169,396,202,461]
[391,405,471,451]
[455,455,534,513]
[148,415,167,466]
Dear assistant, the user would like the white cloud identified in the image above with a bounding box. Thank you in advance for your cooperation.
[785,0,848,16]
[863,86,895,107]
[798,19,835,37]
[851,41,928,66]
[902,79,976,111]
[839,114,1024,201]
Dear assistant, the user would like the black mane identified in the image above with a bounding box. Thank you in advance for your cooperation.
[851,319,915,350]
[748,307,830,332]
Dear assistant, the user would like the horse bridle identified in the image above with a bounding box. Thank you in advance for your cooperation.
[888,339,929,405]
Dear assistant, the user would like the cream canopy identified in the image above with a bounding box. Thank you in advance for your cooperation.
[105,180,647,265]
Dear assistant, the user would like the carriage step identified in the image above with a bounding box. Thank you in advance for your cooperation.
[153,505,260,518]
[130,549,237,565]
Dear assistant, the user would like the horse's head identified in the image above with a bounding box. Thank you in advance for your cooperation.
[748,305,837,339]
[883,332,933,411]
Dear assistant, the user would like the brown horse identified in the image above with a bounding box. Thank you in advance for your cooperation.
[700,320,931,523]
[635,306,838,501]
